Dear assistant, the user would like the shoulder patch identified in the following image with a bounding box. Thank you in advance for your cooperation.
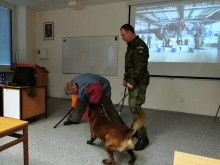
[137,46,144,50]
[138,50,143,54]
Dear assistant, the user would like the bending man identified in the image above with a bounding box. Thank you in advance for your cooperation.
[63,73,124,125]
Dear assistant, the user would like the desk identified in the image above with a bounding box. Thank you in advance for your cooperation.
[1,85,47,119]
[0,117,29,165]
[173,151,220,165]
[0,87,2,116]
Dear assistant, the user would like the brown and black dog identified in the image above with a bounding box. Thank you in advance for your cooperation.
[87,103,146,165]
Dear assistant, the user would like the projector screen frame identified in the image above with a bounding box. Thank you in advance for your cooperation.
[128,0,220,80]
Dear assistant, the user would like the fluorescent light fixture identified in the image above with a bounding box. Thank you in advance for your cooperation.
[68,1,76,6]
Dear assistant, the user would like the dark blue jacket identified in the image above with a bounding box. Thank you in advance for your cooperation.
[72,73,111,102]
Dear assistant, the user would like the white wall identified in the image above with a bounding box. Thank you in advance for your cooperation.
[16,6,36,64]
[26,8,37,64]
[15,2,220,117]
[35,2,128,99]
[16,6,26,63]
[146,78,220,116]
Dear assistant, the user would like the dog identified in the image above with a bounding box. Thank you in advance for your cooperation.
[87,103,146,165]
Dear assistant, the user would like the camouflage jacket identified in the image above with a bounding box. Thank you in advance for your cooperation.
[124,35,149,87]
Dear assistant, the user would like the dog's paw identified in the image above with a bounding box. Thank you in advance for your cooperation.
[128,158,136,165]
[102,159,115,165]
[87,140,93,145]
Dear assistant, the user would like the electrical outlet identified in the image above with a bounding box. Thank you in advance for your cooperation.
[180,98,184,102]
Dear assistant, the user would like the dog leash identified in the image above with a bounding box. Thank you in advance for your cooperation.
[54,88,128,128]
[115,87,128,115]
[53,107,73,128]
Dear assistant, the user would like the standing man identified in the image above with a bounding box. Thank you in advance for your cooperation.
[120,24,150,151]
[147,34,152,48]
[63,73,124,125]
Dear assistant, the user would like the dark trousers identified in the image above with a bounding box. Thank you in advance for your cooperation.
[67,97,124,123]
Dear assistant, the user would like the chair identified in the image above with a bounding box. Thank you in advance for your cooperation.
[173,151,220,165]
[0,117,29,165]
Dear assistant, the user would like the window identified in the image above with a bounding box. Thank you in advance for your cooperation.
[0,5,12,68]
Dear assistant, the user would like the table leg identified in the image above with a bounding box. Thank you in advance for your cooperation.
[23,125,29,165]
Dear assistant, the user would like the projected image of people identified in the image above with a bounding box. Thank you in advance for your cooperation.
[131,0,220,63]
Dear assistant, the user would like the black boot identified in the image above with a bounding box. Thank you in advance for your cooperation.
[134,136,149,151]
[132,131,138,138]
[63,120,79,125]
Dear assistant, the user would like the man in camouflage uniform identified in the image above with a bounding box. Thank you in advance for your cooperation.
[120,24,150,151]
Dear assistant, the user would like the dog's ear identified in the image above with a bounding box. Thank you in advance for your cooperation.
[97,103,103,109]
[88,103,96,117]
[89,103,96,108]
[88,107,91,117]
[88,103,103,117]
[89,103,103,109]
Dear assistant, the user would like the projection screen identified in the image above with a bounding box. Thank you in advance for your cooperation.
[129,0,220,79]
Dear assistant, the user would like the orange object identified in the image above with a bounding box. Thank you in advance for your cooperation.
[72,94,78,107]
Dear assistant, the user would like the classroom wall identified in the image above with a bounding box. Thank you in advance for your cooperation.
[35,2,129,100]
[15,2,220,117]
[16,6,36,64]
[26,8,37,64]
[16,6,26,63]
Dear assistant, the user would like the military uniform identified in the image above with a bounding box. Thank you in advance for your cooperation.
[124,35,150,139]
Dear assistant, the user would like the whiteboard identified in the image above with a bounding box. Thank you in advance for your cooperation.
[62,35,119,75]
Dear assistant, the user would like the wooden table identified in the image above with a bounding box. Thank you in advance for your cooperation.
[173,151,220,165]
[1,85,47,119]
[0,117,29,165]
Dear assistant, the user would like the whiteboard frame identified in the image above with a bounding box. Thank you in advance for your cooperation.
[62,35,119,76]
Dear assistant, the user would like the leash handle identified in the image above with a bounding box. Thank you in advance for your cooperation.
[119,87,127,115]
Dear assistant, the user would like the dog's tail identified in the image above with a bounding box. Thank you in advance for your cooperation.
[128,109,146,137]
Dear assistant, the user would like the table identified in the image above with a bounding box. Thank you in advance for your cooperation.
[0,117,29,165]
[173,151,220,165]
[1,85,47,119]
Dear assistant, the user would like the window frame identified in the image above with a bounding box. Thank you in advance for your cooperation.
[0,2,15,72]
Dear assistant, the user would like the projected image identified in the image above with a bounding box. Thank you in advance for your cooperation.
[134,0,220,63]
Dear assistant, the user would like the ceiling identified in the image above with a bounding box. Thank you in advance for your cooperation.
[2,0,132,10]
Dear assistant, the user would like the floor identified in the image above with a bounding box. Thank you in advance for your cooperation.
[0,97,220,165]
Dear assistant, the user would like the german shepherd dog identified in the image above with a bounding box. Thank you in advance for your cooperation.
[87,103,146,165]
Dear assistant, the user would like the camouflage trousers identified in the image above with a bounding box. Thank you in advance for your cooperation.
[128,84,148,138]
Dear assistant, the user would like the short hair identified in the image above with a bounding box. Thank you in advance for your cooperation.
[64,81,73,95]
[120,24,135,34]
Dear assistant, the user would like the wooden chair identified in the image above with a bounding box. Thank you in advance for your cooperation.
[173,151,220,165]
[0,117,29,165]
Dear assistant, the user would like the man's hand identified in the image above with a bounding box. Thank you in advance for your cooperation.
[122,80,127,87]
[126,82,133,89]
